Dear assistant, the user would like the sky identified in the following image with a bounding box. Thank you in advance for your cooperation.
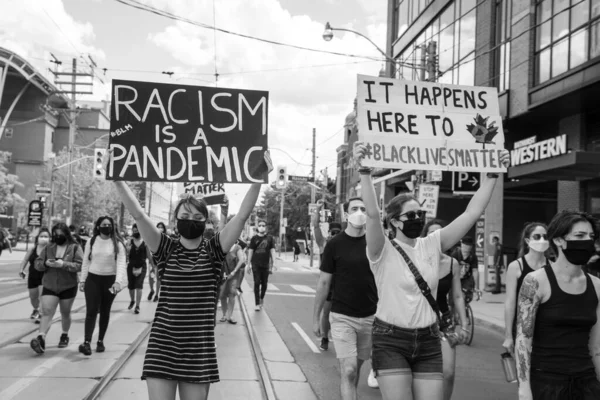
[0,0,388,213]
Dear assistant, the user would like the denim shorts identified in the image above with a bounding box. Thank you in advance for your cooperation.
[371,317,443,380]
[531,370,600,400]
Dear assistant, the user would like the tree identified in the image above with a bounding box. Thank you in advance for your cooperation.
[0,151,25,214]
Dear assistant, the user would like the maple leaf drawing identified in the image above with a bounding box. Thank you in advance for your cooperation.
[466,114,499,145]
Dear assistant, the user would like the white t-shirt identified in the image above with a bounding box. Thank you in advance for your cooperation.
[368,229,442,329]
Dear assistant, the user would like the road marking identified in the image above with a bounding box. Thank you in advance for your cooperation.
[0,293,28,307]
[0,312,127,399]
[279,267,293,272]
[267,284,280,291]
[291,322,321,353]
[0,278,19,282]
[290,285,315,294]
[268,292,313,298]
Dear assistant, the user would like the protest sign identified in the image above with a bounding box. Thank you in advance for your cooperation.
[417,183,439,218]
[183,182,226,205]
[108,79,269,183]
[356,75,506,173]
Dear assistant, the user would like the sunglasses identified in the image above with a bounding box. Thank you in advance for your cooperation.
[397,210,426,221]
[530,233,548,241]
[330,230,341,236]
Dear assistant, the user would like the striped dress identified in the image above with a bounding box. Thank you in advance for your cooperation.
[142,232,225,383]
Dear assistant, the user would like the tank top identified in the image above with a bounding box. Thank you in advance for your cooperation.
[437,259,453,313]
[531,265,598,376]
[128,240,147,268]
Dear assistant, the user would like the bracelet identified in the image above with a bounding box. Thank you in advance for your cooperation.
[486,173,500,178]
[358,167,373,175]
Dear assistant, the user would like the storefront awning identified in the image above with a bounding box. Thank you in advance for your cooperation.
[508,151,600,181]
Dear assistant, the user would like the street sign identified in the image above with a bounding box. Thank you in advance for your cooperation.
[308,203,318,216]
[475,215,485,263]
[289,175,314,183]
[428,170,443,182]
[35,187,51,195]
[417,184,439,218]
[27,200,43,227]
[452,172,480,194]
[282,217,288,227]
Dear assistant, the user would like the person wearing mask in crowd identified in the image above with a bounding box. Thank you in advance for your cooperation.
[79,216,127,356]
[491,236,504,294]
[69,224,87,249]
[584,240,600,278]
[148,222,167,302]
[219,241,245,324]
[247,219,275,311]
[502,222,548,357]
[30,223,83,354]
[109,150,271,400]
[353,141,509,400]
[422,220,470,400]
[128,223,150,314]
[19,228,50,323]
[516,210,600,400]
[451,237,480,302]
[313,197,378,400]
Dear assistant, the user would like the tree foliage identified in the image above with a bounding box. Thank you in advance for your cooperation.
[0,151,25,213]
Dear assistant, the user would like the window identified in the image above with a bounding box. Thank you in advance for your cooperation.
[535,0,600,84]
[496,0,512,91]
[396,0,435,39]
[4,128,13,138]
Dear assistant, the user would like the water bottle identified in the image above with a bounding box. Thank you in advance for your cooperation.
[501,352,517,383]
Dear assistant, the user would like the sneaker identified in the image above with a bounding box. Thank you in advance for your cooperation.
[147,291,154,301]
[30,335,45,354]
[153,294,159,302]
[255,305,261,311]
[128,301,135,310]
[58,333,69,348]
[30,309,38,319]
[367,369,379,389]
[79,342,92,356]
[96,341,105,353]
[34,314,41,324]
[320,338,329,351]
[134,306,140,314]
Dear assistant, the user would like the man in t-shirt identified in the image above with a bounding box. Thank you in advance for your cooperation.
[247,220,275,311]
[312,197,378,400]
[452,236,479,299]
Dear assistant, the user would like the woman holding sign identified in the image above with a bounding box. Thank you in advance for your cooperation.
[108,150,273,400]
[353,141,509,400]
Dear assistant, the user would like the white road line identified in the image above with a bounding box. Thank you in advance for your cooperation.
[0,312,127,400]
[268,292,314,298]
[267,284,280,291]
[290,284,315,294]
[291,322,321,353]
[0,278,19,282]
[279,267,293,272]
[0,293,28,307]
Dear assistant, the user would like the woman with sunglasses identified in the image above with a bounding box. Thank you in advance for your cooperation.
[502,222,548,357]
[148,222,167,302]
[108,151,272,400]
[353,141,509,400]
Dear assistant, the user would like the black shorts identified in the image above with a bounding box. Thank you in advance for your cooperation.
[127,265,147,290]
[27,267,44,289]
[42,285,78,300]
[531,371,600,400]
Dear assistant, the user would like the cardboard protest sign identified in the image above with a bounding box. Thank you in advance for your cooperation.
[356,75,506,172]
[183,182,226,206]
[108,79,269,183]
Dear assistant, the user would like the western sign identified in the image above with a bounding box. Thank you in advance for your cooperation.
[510,134,567,167]
[356,75,506,173]
[107,79,269,183]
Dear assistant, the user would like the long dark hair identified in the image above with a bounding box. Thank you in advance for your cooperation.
[35,227,51,246]
[51,223,77,245]
[156,222,167,233]
[547,210,599,256]
[173,196,208,223]
[518,222,548,258]
[88,216,124,261]
[385,193,417,237]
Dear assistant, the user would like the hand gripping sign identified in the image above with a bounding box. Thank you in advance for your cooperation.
[107,79,269,183]
[356,75,506,173]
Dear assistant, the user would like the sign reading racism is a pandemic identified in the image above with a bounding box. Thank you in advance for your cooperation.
[356,75,506,173]
[107,79,269,183]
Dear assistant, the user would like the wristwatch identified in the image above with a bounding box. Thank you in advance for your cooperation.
[358,166,374,175]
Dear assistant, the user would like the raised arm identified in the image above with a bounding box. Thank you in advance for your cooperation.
[353,142,385,260]
[516,273,543,399]
[503,261,521,355]
[589,279,600,381]
[439,151,509,252]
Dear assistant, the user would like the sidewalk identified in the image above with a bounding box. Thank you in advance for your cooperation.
[471,291,506,335]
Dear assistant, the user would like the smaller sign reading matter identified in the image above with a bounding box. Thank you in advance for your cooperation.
[417,184,439,218]
[183,182,226,206]
[27,200,43,227]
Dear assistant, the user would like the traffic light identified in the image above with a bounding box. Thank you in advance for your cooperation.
[94,148,106,179]
[275,166,287,190]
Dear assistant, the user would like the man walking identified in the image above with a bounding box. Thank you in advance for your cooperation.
[313,197,378,400]
[452,236,480,300]
[247,220,275,311]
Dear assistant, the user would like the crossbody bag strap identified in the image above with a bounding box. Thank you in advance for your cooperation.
[388,239,443,323]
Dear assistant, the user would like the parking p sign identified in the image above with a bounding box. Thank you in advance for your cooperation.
[27,200,43,227]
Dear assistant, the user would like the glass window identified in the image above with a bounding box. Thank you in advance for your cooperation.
[594,0,600,18]
[538,48,551,83]
[440,4,454,31]
[398,0,409,37]
[458,58,474,85]
[592,20,600,58]
[459,10,476,59]
[462,0,477,15]
[570,28,589,68]
[439,24,454,70]
[503,41,511,90]
[572,0,590,30]
[554,0,569,13]
[538,21,552,49]
[552,37,569,77]
[552,11,569,41]
[538,0,552,23]
[454,22,461,64]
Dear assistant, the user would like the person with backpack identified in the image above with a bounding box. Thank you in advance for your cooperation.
[127,223,150,314]
[78,216,127,356]
[19,228,50,323]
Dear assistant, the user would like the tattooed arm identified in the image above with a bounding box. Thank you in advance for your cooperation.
[589,277,600,381]
[515,273,542,400]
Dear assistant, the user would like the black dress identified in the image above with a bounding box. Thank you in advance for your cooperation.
[127,240,148,290]
[27,248,44,289]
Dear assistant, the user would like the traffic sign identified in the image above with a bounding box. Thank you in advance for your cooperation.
[282,217,288,227]
[417,184,439,218]
[27,200,43,227]
[475,215,485,262]
[452,172,480,194]
[289,175,314,183]
[308,203,318,216]
[35,187,51,195]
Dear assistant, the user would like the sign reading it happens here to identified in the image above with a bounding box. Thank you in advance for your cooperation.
[107,79,269,183]
[356,75,507,173]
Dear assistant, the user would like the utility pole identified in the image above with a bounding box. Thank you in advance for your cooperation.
[419,44,427,81]
[279,189,284,257]
[147,182,153,220]
[310,128,316,268]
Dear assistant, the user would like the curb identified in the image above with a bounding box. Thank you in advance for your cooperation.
[474,316,504,336]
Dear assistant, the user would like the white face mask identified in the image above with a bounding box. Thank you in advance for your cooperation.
[347,211,367,228]
[38,237,49,245]
[258,227,266,233]
[528,240,549,253]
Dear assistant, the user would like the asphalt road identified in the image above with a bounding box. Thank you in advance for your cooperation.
[0,250,29,301]
[262,257,518,400]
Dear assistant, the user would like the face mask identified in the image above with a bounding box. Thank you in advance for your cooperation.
[562,239,596,266]
[258,227,266,234]
[177,219,206,240]
[399,219,424,239]
[54,235,66,245]
[38,238,49,246]
[132,232,141,239]
[99,226,113,236]
[347,211,367,228]
[528,240,549,253]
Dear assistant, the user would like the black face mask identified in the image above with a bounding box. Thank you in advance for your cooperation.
[399,219,425,239]
[562,239,596,266]
[132,232,141,239]
[99,226,113,236]
[177,219,206,240]
[54,235,67,245]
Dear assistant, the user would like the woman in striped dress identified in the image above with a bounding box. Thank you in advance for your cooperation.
[111,153,272,400]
